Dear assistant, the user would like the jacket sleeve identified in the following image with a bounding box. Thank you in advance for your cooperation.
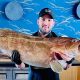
[11,50,22,65]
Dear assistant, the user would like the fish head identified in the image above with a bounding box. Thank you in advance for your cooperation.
[75,41,80,61]
[68,39,80,62]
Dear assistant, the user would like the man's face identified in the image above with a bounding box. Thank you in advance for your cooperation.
[37,15,55,33]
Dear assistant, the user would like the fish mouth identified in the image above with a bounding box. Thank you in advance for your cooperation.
[55,53,63,60]
[50,52,63,61]
[78,45,80,52]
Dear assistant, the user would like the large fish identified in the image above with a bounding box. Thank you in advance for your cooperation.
[0,29,80,73]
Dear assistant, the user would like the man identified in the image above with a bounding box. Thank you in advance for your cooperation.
[11,8,74,80]
[28,8,60,80]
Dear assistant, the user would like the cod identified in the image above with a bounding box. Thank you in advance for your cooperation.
[0,29,80,73]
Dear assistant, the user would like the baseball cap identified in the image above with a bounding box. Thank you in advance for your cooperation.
[39,8,53,19]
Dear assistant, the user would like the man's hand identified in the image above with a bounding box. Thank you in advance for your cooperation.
[60,53,75,70]
[11,50,26,69]
[15,62,25,69]
[54,52,75,70]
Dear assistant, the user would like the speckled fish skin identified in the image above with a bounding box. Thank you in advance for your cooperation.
[0,29,80,68]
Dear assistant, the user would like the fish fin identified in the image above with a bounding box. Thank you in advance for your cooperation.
[50,60,63,73]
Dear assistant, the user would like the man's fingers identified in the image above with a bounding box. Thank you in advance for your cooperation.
[50,51,74,61]
[15,62,25,69]
[59,53,72,61]
[21,62,25,68]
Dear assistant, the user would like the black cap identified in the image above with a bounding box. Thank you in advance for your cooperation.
[39,8,53,19]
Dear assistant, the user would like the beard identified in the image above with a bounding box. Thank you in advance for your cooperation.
[39,28,51,35]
